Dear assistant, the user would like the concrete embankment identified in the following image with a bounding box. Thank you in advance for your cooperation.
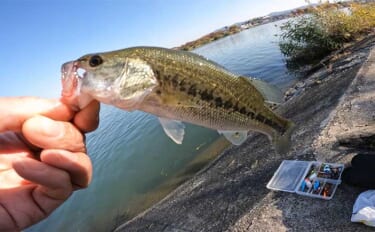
[116,35,375,232]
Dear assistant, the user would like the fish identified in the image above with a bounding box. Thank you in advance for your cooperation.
[61,46,295,154]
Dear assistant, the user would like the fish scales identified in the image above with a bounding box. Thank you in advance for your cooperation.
[122,47,287,134]
[61,46,295,154]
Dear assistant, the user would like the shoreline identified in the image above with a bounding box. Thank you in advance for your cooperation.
[116,34,375,232]
[174,2,352,51]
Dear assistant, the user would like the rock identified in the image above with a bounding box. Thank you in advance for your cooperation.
[284,88,298,101]
[336,125,375,151]
[336,57,362,72]
[304,79,316,87]
[285,88,297,96]
[295,81,306,88]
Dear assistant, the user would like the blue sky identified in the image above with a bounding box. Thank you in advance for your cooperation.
[0,0,310,98]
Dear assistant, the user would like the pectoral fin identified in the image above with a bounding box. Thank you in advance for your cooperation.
[159,117,186,144]
[218,130,248,145]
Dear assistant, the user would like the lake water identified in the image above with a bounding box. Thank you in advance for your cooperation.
[28,19,296,232]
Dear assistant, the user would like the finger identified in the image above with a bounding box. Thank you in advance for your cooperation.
[0,151,33,188]
[12,158,73,219]
[12,157,73,200]
[74,100,100,133]
[0,97,74,133]
[40,149,92,189]
[22,116,86,153]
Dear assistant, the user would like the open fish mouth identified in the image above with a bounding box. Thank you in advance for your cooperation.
[60,61,94,110]
[61,61,86,97]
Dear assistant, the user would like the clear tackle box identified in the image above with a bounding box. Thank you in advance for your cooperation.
[267,160,344,200]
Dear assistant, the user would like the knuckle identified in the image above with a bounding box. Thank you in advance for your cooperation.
[59,123,86,152]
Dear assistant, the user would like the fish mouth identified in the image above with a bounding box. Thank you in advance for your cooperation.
[61,61,94,110]
[61,61,86,98]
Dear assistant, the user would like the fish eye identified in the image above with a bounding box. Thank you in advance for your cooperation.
[89,55,103,67]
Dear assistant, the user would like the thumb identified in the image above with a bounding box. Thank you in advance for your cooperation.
[0,97,74,133]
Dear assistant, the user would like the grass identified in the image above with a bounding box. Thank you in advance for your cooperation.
[279,2,375,68]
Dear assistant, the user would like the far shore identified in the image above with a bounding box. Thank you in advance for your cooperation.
[174,1,352,51]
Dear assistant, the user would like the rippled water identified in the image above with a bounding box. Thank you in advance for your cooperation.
[194,19,294,90]
[28,19,296,232]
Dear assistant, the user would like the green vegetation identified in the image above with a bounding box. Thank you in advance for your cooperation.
[279,2,375,66]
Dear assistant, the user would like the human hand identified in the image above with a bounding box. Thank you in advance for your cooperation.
[0,97,100,231]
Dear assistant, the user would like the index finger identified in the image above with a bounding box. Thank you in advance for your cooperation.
[0,97,74,133]
[73,100,100,133]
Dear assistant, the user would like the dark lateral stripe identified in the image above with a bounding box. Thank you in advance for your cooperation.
[188,84,197,96]
[214,97,223,107]
[168,77,255,119]
[171,75,179,87]
[159,73,285,133]
[256,114,285,134]
[200,89,214,101]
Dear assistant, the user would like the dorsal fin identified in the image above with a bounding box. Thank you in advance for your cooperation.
[239,77,283,105]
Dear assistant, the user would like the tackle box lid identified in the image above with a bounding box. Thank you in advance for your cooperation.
[266,160,310,193]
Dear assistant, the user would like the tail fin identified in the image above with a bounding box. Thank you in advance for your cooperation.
[272,121,295,155]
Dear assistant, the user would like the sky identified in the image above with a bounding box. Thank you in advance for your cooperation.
[0,0,313,98]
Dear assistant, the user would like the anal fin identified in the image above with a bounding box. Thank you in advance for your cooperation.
[218,130,248,145]
[159,117,186,144]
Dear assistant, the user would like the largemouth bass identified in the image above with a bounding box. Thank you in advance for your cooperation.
[61,47,295,154]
